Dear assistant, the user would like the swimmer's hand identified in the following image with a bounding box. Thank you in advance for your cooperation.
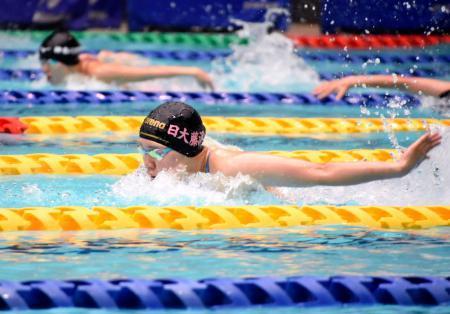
[194,69,215,91]
[313,77,354,100]
[397,132,442,174]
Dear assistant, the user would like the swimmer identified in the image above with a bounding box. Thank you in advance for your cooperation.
[138,101,442,187]
[39,30,214,89]
[313,75,450,99]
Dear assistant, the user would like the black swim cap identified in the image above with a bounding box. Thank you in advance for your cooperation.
[139,102,206,157]
[39,31,80,66]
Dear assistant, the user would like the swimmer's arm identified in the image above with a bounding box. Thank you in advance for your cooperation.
[89,64,213,86]
[216,133,441,187]
[96,51,141,64]
[218,153,403,187]
[314,75,450,99]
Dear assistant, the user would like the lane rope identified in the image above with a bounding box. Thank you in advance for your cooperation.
[2,30,449,48]
[6,116,447,135]
[0,90,421,107]
[0,205,448,231]
[0,276,448,310]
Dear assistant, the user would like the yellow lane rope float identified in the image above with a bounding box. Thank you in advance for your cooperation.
[0,150,398,175]
[0,205,448,231]
[19,116,450,135]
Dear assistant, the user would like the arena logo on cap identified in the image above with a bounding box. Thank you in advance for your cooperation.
[144,117,166,130]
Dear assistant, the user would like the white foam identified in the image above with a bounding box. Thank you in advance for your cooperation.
[211,12,319,92]
[63,73,118,90]
[278,128,450,205]
[420,95,450,118]
[127,77,207,92]
[21,183,43,202]
[111,165,276,206]
[14,53,40,69]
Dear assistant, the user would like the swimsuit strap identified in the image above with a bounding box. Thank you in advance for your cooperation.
[204,152,211,173]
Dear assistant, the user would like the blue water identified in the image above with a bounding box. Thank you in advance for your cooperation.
[0,98,443,117]
[0,227,449,314]
[1,227,449,279]
[0,32,448,314]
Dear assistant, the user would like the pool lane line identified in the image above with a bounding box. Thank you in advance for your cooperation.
[2,30,450,48]
[2,116,447,136]
[0,276,449,309]
[0,205,448,231]
[0,90,422,107]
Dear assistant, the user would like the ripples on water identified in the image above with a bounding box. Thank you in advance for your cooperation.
[0,226,448,281]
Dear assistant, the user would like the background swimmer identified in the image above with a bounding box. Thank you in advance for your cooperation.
[314,75,450,99]
[138,101,442,187]
[39,30,214,89]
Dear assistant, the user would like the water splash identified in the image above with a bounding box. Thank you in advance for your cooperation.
[13,53,40,69]
[421,95,450,118]
[127,76,207,92]
[361,94,418,153]
[111,165,279,206]
[64,73,119,90]
[278,128,450,205]
[211,10,319,92]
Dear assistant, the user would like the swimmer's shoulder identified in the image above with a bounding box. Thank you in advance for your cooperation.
[78,54,104,75]
[79,53,98,62]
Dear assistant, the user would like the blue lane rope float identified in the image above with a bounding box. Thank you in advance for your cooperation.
[0,90,420,107]
[0,276,448,310]
[0,68,447,83]
[1,49,449,64]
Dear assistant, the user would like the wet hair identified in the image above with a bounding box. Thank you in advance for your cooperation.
[39,30,81,66]
[139,102,206,157]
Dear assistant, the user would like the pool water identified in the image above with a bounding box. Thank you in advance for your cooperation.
[0,27,449,314]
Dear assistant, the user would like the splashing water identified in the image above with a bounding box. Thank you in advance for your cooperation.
[421,95,450,118]
[211,10,319,92]
[111,165,279,206]
[279,127,450,206]
[380,95,412,151]
[14,53,41,69]
[361,94,418,153]
[128,77,208,92]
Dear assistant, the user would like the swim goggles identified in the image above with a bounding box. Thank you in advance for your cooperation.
[138,145,173,161]
[39,58,58,65]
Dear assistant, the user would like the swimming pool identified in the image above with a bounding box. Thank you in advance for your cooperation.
[0,28,449,313]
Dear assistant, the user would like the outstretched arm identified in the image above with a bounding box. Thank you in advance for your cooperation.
[89,63,214,90]
[215,132,442,187]
[313,75,450,99]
